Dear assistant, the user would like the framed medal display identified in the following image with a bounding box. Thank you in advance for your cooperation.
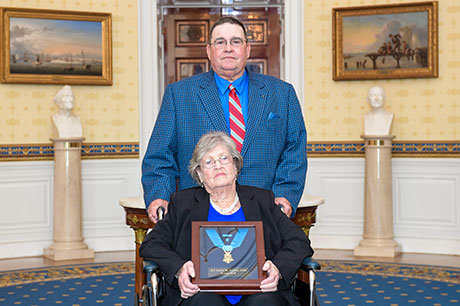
[191,221,266,294]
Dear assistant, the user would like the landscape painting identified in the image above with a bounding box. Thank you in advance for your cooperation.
[1,8,112,85]
[333,2,438,80]
[10,18,102,75]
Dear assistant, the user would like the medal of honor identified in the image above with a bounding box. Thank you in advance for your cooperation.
[206,228,248,264]
[223,251,234,264]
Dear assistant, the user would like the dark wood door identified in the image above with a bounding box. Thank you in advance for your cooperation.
[162,7,281,86]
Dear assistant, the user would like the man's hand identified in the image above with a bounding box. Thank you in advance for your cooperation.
[147,199,169,223]
[260,260,280,292]
[275,197,292,217]
[177,261,200,299]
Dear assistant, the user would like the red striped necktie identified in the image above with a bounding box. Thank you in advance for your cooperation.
[228,84,245,152]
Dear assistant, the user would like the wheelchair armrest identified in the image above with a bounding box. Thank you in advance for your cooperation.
[301,257,321,271]
[143,260,160,274]
[143,259,166,300]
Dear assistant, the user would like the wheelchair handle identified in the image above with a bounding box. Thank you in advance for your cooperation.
[277,204,285,213]
[157,206,165,220]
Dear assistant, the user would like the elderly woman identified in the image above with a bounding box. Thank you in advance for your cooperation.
[140,131,313,306]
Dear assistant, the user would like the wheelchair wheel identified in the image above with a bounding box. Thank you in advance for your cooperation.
[134,293,141,306]
[142,284,150,306]
[314,291,320,306]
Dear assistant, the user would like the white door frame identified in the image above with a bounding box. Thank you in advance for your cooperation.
[138,0,304,169]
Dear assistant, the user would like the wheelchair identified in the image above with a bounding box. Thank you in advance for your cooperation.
[141,256,320,306]
[140,207,321,306]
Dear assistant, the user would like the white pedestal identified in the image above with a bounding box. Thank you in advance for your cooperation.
[44,137,94,261]
[354,135,400,257]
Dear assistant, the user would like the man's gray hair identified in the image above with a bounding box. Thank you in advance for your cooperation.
[209,16,247,43]
[188,131,243,185]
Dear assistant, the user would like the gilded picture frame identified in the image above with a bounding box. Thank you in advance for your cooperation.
[0,7,112,85]
[243,20,267,45]
[247,58,267,74]
[176,58,209,81]
[176,20,208,46]
[332,1,438,81]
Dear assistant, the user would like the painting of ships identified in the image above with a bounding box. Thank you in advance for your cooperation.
[8,16,105,77]
[63,54,74,72]
[11,54,20,64]
[81,50,92,70]
[23,51,29,62]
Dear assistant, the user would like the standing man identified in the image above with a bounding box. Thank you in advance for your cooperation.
[142,16,307,222]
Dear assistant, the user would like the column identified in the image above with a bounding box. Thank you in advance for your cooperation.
[354,135,400,257]
[44,137,94,261]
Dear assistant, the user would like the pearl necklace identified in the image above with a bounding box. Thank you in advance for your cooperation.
[210,193,239,215]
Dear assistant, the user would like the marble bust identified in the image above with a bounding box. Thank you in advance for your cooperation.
[364,86,394,135]
[51,85,83,138]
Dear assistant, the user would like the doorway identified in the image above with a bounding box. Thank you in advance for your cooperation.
[139,1,304,161]
[157,1,284,87]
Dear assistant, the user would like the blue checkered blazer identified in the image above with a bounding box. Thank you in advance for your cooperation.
[142,70,307,214]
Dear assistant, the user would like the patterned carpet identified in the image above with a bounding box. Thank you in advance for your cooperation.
[0,260,459,305]
[0,262,134,305]
[316,260,460,305]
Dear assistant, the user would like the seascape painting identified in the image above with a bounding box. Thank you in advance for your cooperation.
[1,7,112,85]
[9,17,103,76]
[342,12,428,72]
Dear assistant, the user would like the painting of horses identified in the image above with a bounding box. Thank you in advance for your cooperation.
[333,2,438,81]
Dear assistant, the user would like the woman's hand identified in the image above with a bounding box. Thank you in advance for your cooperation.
[260,260,280,292]
[177,261,200,299]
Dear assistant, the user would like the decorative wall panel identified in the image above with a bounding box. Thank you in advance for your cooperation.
[0,159,140,258]
[307,158,460,255]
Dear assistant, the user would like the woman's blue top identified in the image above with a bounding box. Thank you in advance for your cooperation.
[207,203,246,305]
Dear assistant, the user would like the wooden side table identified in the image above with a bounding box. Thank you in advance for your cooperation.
[120,194,325,305]
[293,194,325,237]
[119,196,153,305]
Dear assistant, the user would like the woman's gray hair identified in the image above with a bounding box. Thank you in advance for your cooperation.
[188,131,243,185]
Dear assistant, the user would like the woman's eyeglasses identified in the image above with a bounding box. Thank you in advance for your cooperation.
[201,154,232,169]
